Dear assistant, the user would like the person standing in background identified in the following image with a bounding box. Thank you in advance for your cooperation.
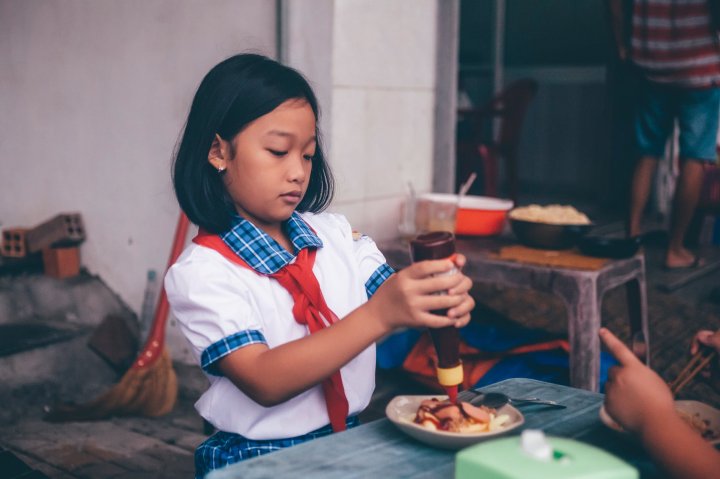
[608,0,720,269]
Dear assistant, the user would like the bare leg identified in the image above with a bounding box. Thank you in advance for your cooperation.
[628,156,659,237]
[666,160,705,267]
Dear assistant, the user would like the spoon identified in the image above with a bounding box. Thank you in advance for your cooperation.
[471,392,566,409]
[457,172,478,202]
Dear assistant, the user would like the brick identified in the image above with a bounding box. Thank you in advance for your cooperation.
[26,213,85,253]
[1,228,29,258]
[42,247,80,279]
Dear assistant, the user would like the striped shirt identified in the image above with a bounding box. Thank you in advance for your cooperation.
[631,0,720,87]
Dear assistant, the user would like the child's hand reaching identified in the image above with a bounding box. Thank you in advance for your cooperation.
[599,328,675,435]
[600,327,720,479]
[368,254,474,333]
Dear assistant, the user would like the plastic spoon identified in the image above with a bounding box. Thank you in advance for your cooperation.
[453,172,477,226]
[458,172,478,200]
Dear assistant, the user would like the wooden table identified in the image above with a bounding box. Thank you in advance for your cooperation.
[208,379,660,479]
[379,238,648,392]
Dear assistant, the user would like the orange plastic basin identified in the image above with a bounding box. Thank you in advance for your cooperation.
[455,196,514,236]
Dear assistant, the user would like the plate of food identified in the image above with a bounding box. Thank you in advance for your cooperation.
[599,401,720,445]
[385,395,524,450]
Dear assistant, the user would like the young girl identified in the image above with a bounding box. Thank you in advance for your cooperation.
[165,53,475,478]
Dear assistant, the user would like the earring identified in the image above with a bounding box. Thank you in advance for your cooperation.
[217,166,226,173]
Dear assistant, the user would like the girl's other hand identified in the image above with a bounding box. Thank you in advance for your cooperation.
[599,328,675,435]
[369,255,474,333]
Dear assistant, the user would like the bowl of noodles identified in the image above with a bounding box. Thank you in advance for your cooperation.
[508,204,592,250]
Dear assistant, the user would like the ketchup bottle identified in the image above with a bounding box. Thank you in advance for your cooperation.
[409,231,463,403]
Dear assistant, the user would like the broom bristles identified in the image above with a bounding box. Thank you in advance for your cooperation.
[45,348,177,422]
[45,214,189,423]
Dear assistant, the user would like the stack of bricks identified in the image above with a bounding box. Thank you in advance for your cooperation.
[1,228,29,258]
[25,213,86,279]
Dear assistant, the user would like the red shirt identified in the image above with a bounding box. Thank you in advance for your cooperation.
[631,0,720,88]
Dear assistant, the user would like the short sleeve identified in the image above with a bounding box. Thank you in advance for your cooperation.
[165,253,266,375]
[352,233,395,298]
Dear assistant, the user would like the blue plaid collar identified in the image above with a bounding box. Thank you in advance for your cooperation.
[220,212,323,275]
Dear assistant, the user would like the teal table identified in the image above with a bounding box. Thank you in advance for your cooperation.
[209,378,661,478]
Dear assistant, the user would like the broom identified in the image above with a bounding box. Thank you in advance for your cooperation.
[45,213,190,421]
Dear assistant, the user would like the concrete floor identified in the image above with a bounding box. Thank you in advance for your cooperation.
[2,222,720,478]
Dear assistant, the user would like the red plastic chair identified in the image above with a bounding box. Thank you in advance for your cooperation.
[456,78,538,203]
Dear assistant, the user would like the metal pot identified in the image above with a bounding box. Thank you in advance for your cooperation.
[510,218,592,250]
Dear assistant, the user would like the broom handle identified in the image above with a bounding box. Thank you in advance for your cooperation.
[132,212,191,370]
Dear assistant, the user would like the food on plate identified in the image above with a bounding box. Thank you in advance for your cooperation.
[413,398,509,433]
[509,204,591,225]
[678,410,719,441]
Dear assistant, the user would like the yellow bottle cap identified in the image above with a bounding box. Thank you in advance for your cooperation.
[436,363,463,386]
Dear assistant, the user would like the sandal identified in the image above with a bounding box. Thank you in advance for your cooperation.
[663,256,705,271]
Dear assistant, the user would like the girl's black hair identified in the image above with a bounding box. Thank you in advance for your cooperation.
[172,53,334,234]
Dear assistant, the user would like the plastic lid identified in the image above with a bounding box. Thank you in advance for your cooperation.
[410,232,456,261]
[436,363,464,386]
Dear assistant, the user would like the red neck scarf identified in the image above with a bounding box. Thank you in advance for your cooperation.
[193,231,349,432]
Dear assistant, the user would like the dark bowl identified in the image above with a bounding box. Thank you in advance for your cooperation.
[577,236,642,259]
[510,218,592,250]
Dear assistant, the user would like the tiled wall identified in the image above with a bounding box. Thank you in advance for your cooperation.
[330,0,438,240]
[286,0,439,241]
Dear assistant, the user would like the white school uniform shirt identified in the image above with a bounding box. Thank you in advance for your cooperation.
[165,211,394,440]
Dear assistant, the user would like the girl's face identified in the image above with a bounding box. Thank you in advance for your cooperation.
[209,99,316,231]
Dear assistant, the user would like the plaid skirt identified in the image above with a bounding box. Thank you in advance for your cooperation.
[195,416,360,478]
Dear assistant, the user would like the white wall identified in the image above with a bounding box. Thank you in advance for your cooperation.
[281,0,335,144]
[284,0,441,241]
[2,0,448,364]
[0,0,276,362]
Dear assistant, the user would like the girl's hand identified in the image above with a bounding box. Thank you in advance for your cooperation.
[599,328,675,435]
[369,255,474,333]
[447,254,473,328]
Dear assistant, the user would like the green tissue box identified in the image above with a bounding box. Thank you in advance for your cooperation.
[456,430,637,479]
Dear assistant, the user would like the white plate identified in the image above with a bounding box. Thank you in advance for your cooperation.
[385,395,524,450]
[599,401,720,445]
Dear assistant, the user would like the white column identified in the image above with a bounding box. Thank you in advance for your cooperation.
[283,0,449,241]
